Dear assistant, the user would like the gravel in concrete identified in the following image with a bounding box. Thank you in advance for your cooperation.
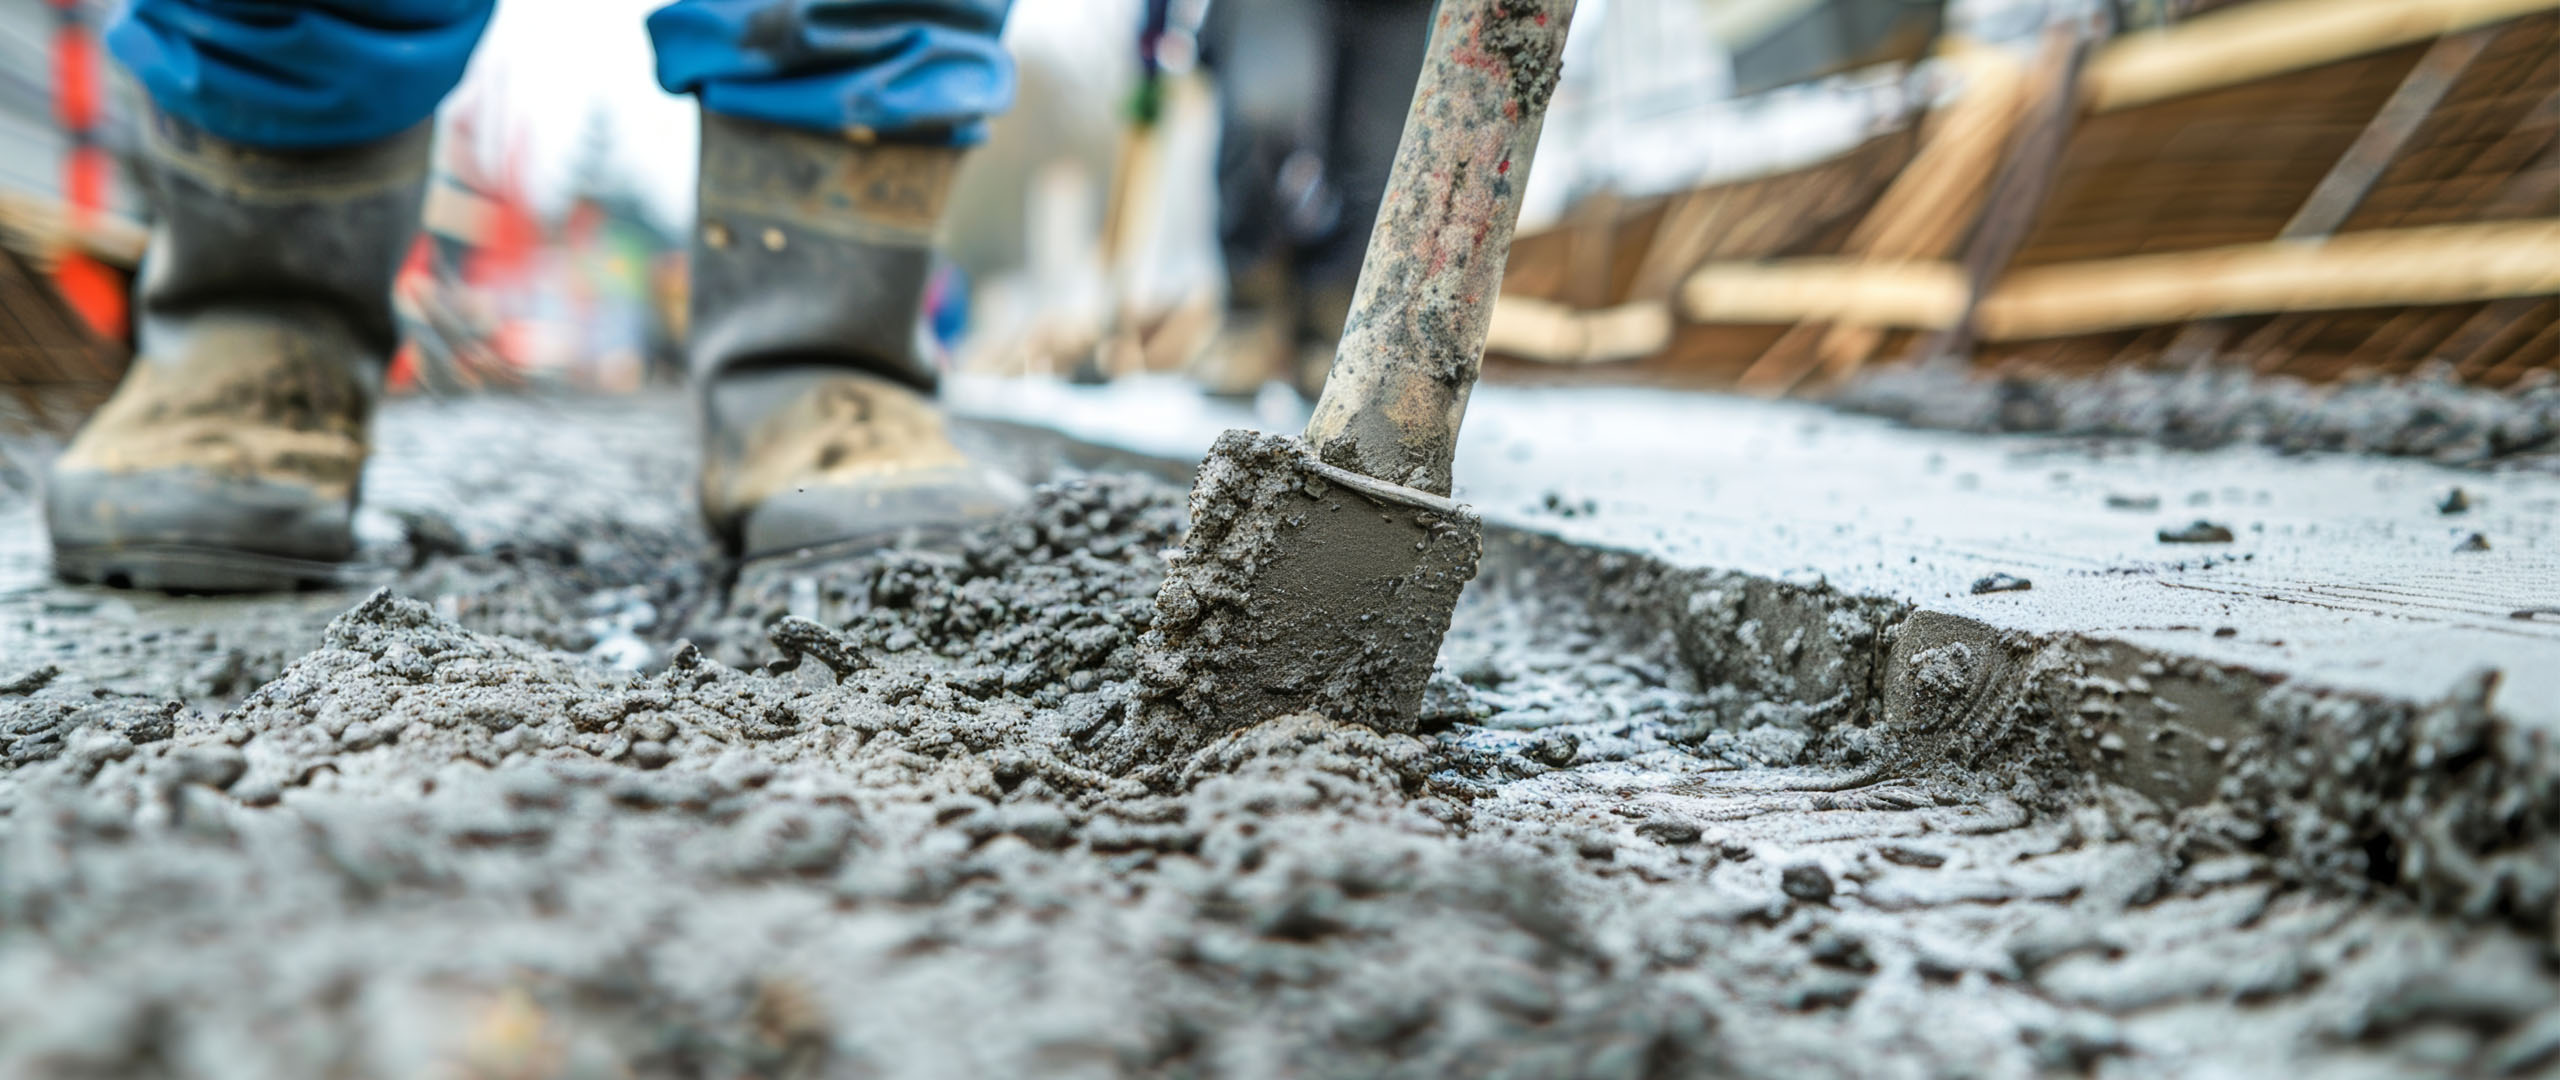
[0,391,2552,1079]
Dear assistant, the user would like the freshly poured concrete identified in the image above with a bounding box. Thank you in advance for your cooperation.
[947,376,2560,729]
[3,386,2556,1077]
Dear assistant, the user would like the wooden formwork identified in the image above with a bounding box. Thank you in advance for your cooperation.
[1983,2,2560,385]
[1488,0,2560,390]
[0,226,125,429]
[1485,124,1925,382]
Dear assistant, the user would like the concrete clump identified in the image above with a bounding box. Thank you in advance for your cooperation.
[0,572,1747,1076]
[1134,430,1481,756]
[2157,520,2236,544]
[3,401,2559,1077]
[1842,362,2560,469]
[698,475,1181,701]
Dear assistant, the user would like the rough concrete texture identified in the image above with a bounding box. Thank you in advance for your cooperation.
[1,392,2557,1078]
[1139,430,1481,744]
[950,375,2560,726]
[1839,361,2560,471]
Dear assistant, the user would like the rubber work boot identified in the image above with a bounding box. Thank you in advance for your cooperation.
[1188,257,1297,399]
[690,113,1015,559]
[1293,278,1357,401]
[45,113,427,591]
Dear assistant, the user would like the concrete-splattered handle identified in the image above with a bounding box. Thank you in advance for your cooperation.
[1303,0,1576,497]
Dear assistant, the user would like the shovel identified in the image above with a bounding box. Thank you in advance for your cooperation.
[1138,0,1576,736]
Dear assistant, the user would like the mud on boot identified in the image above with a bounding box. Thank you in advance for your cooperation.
[700,368,1016,558]
[1190,258,1300,399]
[687,113,1016,559]
[45,113,427,592]
[1188,267,1350,402]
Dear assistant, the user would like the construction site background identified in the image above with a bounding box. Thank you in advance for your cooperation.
[4,0,2554,415]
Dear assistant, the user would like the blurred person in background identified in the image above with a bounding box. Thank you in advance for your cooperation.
[1189,0,1433,398]
[45,0,1018,591]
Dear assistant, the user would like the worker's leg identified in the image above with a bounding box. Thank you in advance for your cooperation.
[1269,0,1433,397]
[47,0,491,589]
[1303,0,1434,319]
[106,0,492,148]
[1191,0,1335,396]
[647,0,1023,557]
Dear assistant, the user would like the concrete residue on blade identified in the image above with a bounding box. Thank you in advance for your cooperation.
[1134,430,1481,758]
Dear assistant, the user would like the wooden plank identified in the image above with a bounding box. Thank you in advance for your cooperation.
[1559,192,1623,309]
[2164,25,2498,371]
[2450,297,2555,376]
[2154,321,2235,370]
[2369,303,2481,369]
[2484,160,2560,218]
[2482,83,2560,218]
[1681,258,1971,330]
[1483,297,1673,365]
[1976,219,2560,340]
[2490,318,2560,380]
[2434,297,2542,376]
[1916,32,2091,363]
[1841,45,2036,260]
[2083,0,2560,113]
[0,241,124,428]
[2346,36,2560,228]
[1622,187,1724,302]
[1504,128,1923,310]
[1728,39,2066,396]
[2235,312,2334,373]
[2284,27,2498,238]
[1758,42,2044,392]
[0,192,149,271]
[1731,322,1828,391]
[2017,43,2431,266]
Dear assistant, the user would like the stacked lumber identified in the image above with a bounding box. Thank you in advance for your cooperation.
[0,190,146,274]
[0,240,121,425]
[1988,0,2560,385]
[1487,0,2560,391]
[0,189,138,420]
[1484,122,1922,381]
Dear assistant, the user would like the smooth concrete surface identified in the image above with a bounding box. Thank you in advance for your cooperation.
[947,375,2560,728]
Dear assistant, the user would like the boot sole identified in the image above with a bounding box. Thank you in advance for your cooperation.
[53,544,390,594]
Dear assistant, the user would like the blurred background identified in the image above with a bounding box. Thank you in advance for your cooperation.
[3,0,2553,414]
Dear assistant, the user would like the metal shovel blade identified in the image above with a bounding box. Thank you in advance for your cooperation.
[1138,430,1481,735]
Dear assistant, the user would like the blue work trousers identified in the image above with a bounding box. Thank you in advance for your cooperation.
[106,0,1016,150]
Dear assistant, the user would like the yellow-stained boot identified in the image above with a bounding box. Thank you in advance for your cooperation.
[700,367,1012,558]
[1187,258,1298,399]
[45,113,426,591]
[688,113,1016,558]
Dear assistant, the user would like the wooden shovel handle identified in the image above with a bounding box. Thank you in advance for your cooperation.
[1302,0,1577,497]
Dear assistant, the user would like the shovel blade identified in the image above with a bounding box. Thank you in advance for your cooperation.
[1140,430,1481,736]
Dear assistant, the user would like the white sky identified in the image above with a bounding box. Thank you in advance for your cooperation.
[461,0,700,229]
[460,0,1138,234]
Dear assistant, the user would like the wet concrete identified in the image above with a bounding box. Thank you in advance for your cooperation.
[950,375,2560,725]
[0,390,2555,1077]
[1838,363,2560,473]
[1138,430,1482,743]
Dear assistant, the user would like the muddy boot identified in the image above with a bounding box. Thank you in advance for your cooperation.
[691,114,1015,559]
[1291,278,1358,401]
[45,114,427,591]
[1189,259,1298,399]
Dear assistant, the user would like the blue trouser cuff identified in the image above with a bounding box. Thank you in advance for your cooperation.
[649,0,1016,145]
[108,0,1015,151]
[107,0,497,150]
